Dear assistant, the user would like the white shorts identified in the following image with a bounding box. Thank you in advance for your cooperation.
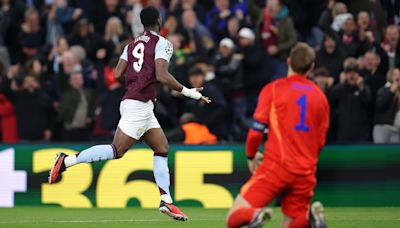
[117,99,161,140]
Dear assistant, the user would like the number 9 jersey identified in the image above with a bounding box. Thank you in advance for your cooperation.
[120,31,173,102]
[248,74,330,175]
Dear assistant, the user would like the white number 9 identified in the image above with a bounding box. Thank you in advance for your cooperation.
[132,43,145,72]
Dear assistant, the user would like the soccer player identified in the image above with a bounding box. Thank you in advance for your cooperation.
[226,43,330,228]
[48,6,211,221]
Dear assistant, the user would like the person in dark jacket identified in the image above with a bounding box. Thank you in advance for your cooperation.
[260,0,297,60]
[205,0,234,41]
[92,0,125,35]
[285,0,325,44]
[361,51,388,101]
[315,31,348,81]
[357,11,382,44]
[104,16,130,56]
[312,67,337,143]
[238,28,269,94]
[95,58,124,135]
[1,73,53,141]
[213,37,251,140]
[18,8,46,64]
[0,0,25,51]
[58,66,95,141]
[67,19,114,63]
[180,9,214,56]
[213,38,243,98]
[373,68,400,143]
[327,57,372,143]
[183,67,228,140]
[318,1,347,32]
[381,25,400,69]
[337,16,361,57]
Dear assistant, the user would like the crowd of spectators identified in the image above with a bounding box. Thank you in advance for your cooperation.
[0,0,400,144]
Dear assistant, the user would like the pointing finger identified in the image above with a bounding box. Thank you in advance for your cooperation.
[201,96,211,103]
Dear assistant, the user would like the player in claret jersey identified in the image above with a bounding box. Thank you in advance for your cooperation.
[49,6,211,221]
[226,43,330,228]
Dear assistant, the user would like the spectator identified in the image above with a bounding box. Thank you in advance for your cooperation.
[312,66,336,143]
[227,17,241,43]
[315,31,348,80]
[1,0,26,63]
[361,51,387,100]
[126,0,143,38]
[59,48,97,93]
[373,68,400,143]
[260,0,297,61]
[357,11,382,44]
[166,113,217,144]
[0,93,17,143]
[330,4,351,32]
[327,57,372,143]
[93,0,125,35]
[67,19,113,63]
[94,57,124,139]
[58,67,95,141]
[181,9,214,56]
[1,0,400,143]
[338,16,360,56]
[147,0,168,20]
[47,37,70,73]
[214,37,250,140]
[319,1,348,31]
[19,8,46,64]
[167,33,188,83]
[213,38,243,97]
[193,57,216,82]
[205,0,234,41]
[104,16,129,55]
[69,45,89,68]
[381,0,400,25]
[160,15,178,37]
[346,0,386,32]
[285,0,325,46]
[238,27,269,94]
[184,0,207,20]
[312,67,335,92]
[381,24,400,69]
[1,73,53,141]
[59,50,80,75]
[169,0,207,23]
[0,67,17,143]
[23,58,49,92]
[155,84,181,129]
[47,0,82,43]
[181,113,217,144]
[183,67,228,140]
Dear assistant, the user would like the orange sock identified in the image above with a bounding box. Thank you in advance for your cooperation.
[289,215,310,228]
[227,208,257,228]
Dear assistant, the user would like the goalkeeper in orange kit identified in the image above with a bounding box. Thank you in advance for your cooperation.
[226,43,330,228]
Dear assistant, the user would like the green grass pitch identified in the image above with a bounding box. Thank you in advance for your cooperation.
[0,207,399,227]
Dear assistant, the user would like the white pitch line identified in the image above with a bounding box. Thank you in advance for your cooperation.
[1,218,400,224]
[0,218,225,224]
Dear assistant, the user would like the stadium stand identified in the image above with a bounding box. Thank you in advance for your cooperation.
[0,0,399,144]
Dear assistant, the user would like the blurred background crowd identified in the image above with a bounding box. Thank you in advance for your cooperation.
[0,0,400,144]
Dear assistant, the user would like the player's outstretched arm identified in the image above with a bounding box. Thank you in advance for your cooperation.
[115,58,128,84]
[155,58,211,103]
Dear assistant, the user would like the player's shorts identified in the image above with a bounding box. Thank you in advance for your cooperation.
[240,160,316,218]
[117,99,161,140]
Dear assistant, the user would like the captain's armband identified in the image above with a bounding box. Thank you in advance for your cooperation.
[251,120,267,132]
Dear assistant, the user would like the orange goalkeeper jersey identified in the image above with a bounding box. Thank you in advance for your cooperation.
[246,74,330,175]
